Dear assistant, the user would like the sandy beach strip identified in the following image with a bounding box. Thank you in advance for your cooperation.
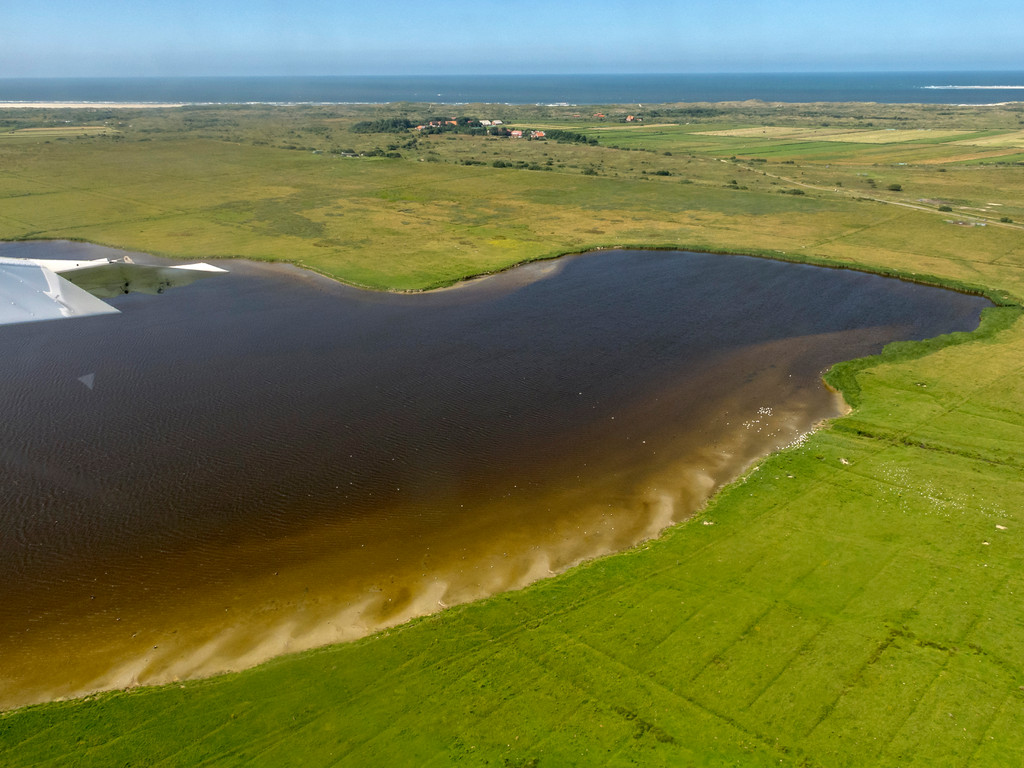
[0,102,186,109]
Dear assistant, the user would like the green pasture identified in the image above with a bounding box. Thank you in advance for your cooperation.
[1,101,1024,766]
[1,129,1021,292]
[3,307,1023,767]
[586,123,1024,166]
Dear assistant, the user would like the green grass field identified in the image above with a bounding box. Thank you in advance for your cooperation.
[1,101,1024,766]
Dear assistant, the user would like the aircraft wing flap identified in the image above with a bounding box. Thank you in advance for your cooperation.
[0,261,121,326]
[59,262,227,299]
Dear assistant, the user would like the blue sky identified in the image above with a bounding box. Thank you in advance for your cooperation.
[4,0,1023,77]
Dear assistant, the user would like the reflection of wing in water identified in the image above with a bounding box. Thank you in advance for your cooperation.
[0,256,227,326]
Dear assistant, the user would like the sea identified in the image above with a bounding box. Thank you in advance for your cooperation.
[1,72,1024,105]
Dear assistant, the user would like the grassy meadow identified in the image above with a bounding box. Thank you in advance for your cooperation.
[1,100,1024,766]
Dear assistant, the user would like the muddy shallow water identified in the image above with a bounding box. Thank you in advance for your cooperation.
[0,241,990,708]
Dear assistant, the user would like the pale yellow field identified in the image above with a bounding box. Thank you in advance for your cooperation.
[0,125,118,139]
[698,126,974,143]
[586,122,685,130]
[813,128,973,143]
[696,126,845,139]
[953,129,1024,147]
[916,147,1024,164]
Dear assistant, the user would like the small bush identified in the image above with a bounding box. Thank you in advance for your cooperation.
[351,118,413,134]
[887,183,902,191]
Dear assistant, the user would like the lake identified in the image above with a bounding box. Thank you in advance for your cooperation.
[0,241,990,708]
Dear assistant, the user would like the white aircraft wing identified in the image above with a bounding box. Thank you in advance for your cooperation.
[0,258,122,325]
[0,256,227,326]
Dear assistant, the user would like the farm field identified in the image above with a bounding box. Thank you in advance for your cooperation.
[954,129,1024,147]
[1,100,1024,766]
[0,124,118,141]
[697,126,978,142]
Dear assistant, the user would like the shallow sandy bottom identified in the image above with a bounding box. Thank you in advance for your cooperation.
[4,377,844,710]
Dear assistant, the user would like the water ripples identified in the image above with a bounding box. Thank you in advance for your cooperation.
[0,242,992,708]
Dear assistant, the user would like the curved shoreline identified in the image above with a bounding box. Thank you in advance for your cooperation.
[296,240,1013,303]
[10,232,1018,310]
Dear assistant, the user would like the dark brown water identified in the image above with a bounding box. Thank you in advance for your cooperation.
[0,241,990,708]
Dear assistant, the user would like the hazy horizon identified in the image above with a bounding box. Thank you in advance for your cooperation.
[4,68,1024,81]
[4,0,1021,79]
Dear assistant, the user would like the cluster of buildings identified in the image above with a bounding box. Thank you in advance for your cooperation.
[413,119,545,139]
[414,119,505,130]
